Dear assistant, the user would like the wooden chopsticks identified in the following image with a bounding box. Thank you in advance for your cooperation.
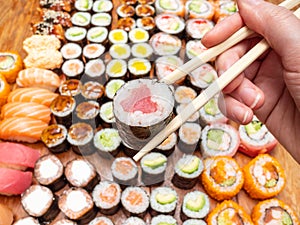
[133,2,300,162]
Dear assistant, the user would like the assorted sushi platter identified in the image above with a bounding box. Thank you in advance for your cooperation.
[0,0,300,224]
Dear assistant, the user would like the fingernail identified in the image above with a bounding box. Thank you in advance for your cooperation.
[232,105,251,124]
[243,88,261,109]
[242,110,250,124]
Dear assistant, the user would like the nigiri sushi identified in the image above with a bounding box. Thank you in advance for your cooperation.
[7,87,58,107]
[0,117,48,143]
[0,142,40,170]
[17,68,61,92]
[0,167,32,195]
[1,102,51,123]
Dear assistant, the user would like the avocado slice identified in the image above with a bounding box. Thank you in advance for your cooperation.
[90,30,104,39]
[69,29,84,37]
[189,1,202,13]
[143,156,167,169]
[99,131,118,147]
[201,72,215,83]
[75,14,88,24]
[186,194,205,212]
[265,178,277,188]
[159,0,177,10]
[156,193,176,205]
[207,129,224,150]
[179,157,200,174]
[282,212,293,225]
[220,177,236,187]
[79,0,90,9]
[97,1,105,10]
[225,5,237,13]
[0,55,14,70]
[170,22,180,31]
[204,98,219,116]
[245,120,262,135]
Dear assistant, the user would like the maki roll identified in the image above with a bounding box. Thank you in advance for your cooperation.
[117,4,136,18]
[81,81,105,102]
[150,32,182,56]
[65,159,100,192]
[67,122,95,155]
[200,123,240,158]
[243,154,286,199]
[121,0,137,4]
[83,43,106,61]
[74,101,100,128]
[58,188,97,225]
[154,132,177,157]
[185,40,208,61]
[59,79,82,99]
[176,103,200,123]
[71,12,91,27]
[99,101,115,128]
[113,79,174,150]
[185,18,214,40]
[91,13,112,28]
[65,27,87,44]
[122,140,140,158]
[136,17,156,33]
[172,154,204,189]
[111,157,139,187]
[178,122,201,154]
[94,128,122,158]
[128,58,152,79]
[183,219,207,225]
[129,28,150,43]
[21,185,60,223]
[188,63,218,90]
[181,191,210,221]
[92,181,121,215]
[151,215,177,225]
[206,200,253,225]
[174,86,197,104]
[109,44,131,59]
[138,0,156,4]
[201,156,244,201]
[121,186,150,218]
[155,14,185,36]
[131,43,153,59]
[185,0,215,20]
[155,0,185,17]
[50,95,76,129]
[93,0,113,13]
[106,59,128,80]
[89,217,114,225]
[214,0,238,23]
[136,4,156,17]
[150,187,178,216]
[34,154,66,192]
[155,55,184,83]
[251,198,300,225]
[74,0,93,11]
[0,51,23,83]
[13,217,40,225]
[84,59,106,82]
[105,79,125,101]
[52,219,77,225]
[87,27,108,44]
[61,59,84,79]
[60,43,82,60]
[108,29,128,44]
[140,152,168,185]
[122,217,146,225]
[238,116,278,157]
[41,124,69,154]
[117,17,137,32]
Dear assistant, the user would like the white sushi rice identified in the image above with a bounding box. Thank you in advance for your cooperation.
[60,43,82,60]
[109,44,131,59]
[179,122,202,144]
[151,215,177,225]
[99,101,115,124]
[75,0,93,11]
[141,152,167,174]
[131,43,153,58]
[83,44,105,59]
[93,128,122,152]
[150,32,182,56]
[155,14,185,34]
[155,55,183,80]
[182,191,210,219]
[150,187,178,213]
[91,13,112,27]
[87,27,108,43]
[13,217,40,225]
[111,157,138,181]
[156,132,177,151]
[93,0,113,13]
[52,219,77,225]
[189,63,217,89]
[121,187,149,214]
[177,105,200,122]
[89,217,114,225]
[71,12,91,27]
[92,181,121,209]
[155,0,184,15]
[105,79,126,99]
[183,219,207,225]
[106,59,127,78]
[65,27,87,42]
[174,154,204,179]
[186,40,208,60]
[62,59,84,78]
[122,217,146,225]
[174,86,197,104]
[85,59,105,78]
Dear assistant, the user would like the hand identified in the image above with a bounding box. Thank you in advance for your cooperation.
[201,0,300,163]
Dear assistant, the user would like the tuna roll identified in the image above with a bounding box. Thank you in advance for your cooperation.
[154,132,177,156]
[89,217,114,225]
[83,43,106,62]
[60,43,82,60]
[178,122,201,154]
[84,59,106,82]
[62,59,84,80]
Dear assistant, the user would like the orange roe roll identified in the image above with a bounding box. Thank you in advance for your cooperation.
[0,51,23,83]
[201,156,244,201]
[243,154,285,200]
[251,198,300,225]
[0,74,11,107]
[206,200,254,225]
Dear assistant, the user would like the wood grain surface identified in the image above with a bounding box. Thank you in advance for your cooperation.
[0,0,299,224]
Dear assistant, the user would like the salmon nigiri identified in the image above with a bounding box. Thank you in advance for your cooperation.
[1,102,51,123]
[7,87,58,107]
[17,68,61,92]
[0,117,48,143]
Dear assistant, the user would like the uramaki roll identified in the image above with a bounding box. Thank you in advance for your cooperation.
[201,156,244,201]
[243,154,285,200]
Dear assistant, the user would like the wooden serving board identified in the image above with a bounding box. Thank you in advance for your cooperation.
[0,0,299,224]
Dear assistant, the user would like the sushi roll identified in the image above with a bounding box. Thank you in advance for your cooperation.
[93,0,113,13]
[65,27,87,44]
[155,55,184,83]
[113,79,174,150]
[181,191,210,221]
[92,181,121,215]
[52,219,77,225]
[122,140,140,158]
[185,18,214,40]
[81,81,105,102]
[60,43,82,60]
[111,157,139,187]
[201,156,244,201]
[174,86,197,104]
[122,217,146,225]
[140,152,168,185]
[131,43,153,59]
[178,122,201,154]
[176,103,200,123]
[67,122,95,155]
[91,13,112,28]
[185,40,208,61]
[59,79,82,99]
[117,17,137,32]
[13,217,40,225]
[87,27,108,44]
[106,59,128,80]
[188,63,218,90]
[83,43,106,61]
[34,154,67,192]
[185,0,215,20]
[117,4,136,18]
[21,185,60,223]
[121,186,150,218]
[200,123,240,158]
[0,51,23,83]
[243,154,286,200]
[105,79,125,101]
[151,215,177,225]
[50,95,76,129]
[62,59,84,80]
[121,0,137,4]
[154,132,177,157]
[75,97,100,126]
[150,187,178,216]
[155,0,185,17]
[58,188,97,225]
[94,128,122,158]
[172,154,204,189]
[150,32,182,56]
[136,17,156,34]
[128,58,152,79]
[155,14,185,36]
[84,58,106,82]
[136,4,155,17]
[183,219,207,225]
[89,217,114,225]
[128,28,150,43]
[207,201,253,225]
[108,29,128,44]
[71,12,91,27]
[238,116,278,157]
[251,198,300,225]
[138,0,156,4]
[99,101,115,127]
[65,159,100,192]
[74,0,93,11]
[109,44,131,59]
[214,0,238,23]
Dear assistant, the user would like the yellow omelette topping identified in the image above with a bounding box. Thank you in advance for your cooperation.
[136,45,147,55]
[110,61,123,74]
[113,32,124,41]
[114,45,127,56]
[134,30,146,40]
[132,61,146,71]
